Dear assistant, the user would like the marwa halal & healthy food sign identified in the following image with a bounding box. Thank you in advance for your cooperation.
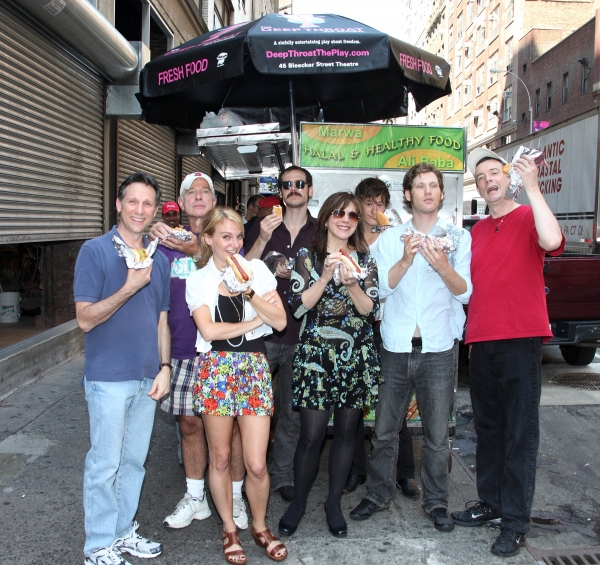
[300,123,465,171]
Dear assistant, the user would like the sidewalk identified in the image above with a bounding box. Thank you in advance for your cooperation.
[0,349,598,564]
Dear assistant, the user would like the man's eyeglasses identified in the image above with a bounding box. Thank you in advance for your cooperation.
[280,180,307,190]
[331,209,360,223]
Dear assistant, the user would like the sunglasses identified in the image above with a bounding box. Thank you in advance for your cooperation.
[331,209,360,223]
[280,180,307,190]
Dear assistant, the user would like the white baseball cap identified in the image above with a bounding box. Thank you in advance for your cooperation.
[180,172,215,198]
[467,148,507,177]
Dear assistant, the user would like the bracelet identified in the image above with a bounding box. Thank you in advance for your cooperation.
[160,362,172,370]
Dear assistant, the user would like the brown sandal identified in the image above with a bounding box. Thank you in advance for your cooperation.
[222,530,246,564]
[251,526,288,562]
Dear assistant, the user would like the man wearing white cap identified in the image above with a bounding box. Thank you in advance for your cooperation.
[451,149,564,557]
[150,173,248,531]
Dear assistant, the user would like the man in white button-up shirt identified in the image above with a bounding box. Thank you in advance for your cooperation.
[351,163,472,532]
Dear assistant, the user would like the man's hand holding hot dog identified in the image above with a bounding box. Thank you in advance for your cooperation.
[387,234,421,290]
[148,222,202,256]
[245,213,283,261]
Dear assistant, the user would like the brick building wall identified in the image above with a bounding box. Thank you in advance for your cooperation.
[523,0,598,38]
[519,17,595,132]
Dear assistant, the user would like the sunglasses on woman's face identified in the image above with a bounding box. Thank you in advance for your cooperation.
[331,209,360,223]
[280,180,307,190]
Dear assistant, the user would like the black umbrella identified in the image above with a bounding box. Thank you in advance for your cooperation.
[138,13,452,130]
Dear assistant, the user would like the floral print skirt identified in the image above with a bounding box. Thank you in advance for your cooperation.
[193,351,273,417]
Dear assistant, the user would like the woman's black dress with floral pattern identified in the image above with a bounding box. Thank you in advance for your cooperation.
[289,247,382,410]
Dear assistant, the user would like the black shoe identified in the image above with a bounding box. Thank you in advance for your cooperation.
[349,498,389,521]
[276,485,294,502]
[451,501,502,527]
[278,503,305,537]
[343,474,366,494]
[429,507,455,532]
[396,478,420,498]
[324,502,347,537]
[491,527,526,557]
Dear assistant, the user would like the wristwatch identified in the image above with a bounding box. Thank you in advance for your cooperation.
[243,289,255,301]
[192,254,201,263]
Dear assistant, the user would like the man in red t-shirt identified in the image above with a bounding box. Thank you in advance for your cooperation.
[451,148,565,557]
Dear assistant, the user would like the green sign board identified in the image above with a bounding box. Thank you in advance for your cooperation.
[300,123,465,172]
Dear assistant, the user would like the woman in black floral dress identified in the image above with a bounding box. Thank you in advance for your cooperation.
[278,192,381,539]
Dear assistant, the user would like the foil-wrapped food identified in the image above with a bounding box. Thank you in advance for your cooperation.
[220,264,254,294]
[504,146,547,200]
[332,250,368,285]
[168,227,193,242]
[263,251,295,274]
[113,236,159,269]
[400,226,456,254]
[371,208,402,233]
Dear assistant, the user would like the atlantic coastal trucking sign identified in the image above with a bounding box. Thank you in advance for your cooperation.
[300,123,465,171]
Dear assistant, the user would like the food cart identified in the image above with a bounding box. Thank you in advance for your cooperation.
[196,120,467,435]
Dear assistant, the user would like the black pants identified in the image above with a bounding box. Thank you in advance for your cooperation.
[470,338,542,533]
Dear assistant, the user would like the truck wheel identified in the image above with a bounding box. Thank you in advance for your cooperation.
[559,346,597,366]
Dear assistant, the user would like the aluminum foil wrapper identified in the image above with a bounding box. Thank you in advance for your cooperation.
[400,226,456,254]
[332,261,368,286]
[168,228,192,242]
[505,146,547,200]
[263,251,295,274]
[112,236,158,269]
[371,208,402,233]
[221,265,254,293]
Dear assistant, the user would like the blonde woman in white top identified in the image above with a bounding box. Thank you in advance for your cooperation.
[186,207,288,564]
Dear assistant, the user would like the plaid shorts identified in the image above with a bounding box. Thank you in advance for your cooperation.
[160,357,199,416]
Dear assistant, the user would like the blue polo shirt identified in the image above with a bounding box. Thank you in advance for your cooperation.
[74,226,170,382]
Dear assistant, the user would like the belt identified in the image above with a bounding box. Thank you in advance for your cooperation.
[411,337,422,347]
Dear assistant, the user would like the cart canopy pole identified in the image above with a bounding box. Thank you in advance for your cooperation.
[289,78,298,165]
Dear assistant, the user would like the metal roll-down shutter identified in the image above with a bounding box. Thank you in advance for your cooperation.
[117,120,177,206]
[0,3,105,243]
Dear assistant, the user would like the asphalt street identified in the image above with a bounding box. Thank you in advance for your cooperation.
[0,346,599,565]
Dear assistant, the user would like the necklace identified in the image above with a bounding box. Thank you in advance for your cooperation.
[215,284,245,347]
[493,215,507,232]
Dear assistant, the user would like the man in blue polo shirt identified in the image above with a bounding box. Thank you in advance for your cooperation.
[74,172,171,565]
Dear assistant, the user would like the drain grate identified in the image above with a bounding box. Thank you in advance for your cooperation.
[549,373,600,391]
[527,543,600,565]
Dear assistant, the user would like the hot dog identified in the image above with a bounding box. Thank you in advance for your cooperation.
[339,248,361,273]
[226,253,252,283]
[376,212,390,226]
[272,205,283,219]
[132,248,149,263]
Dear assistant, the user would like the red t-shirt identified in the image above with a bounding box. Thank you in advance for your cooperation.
[466,205,565,344]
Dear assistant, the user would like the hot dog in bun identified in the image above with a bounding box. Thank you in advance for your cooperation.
[339,249,361,273]
[376,212,390,226]
[226,253,252,283]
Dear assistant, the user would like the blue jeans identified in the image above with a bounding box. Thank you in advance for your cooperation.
[266,342,300,490]
[470,338,542,534]
[366,343,456,513]
[83,378,156,555]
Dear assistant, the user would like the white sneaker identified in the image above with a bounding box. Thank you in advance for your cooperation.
[163,492,211,529]
[233,496,248,530]
[84,544,131,565]
[116,521,162,559]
